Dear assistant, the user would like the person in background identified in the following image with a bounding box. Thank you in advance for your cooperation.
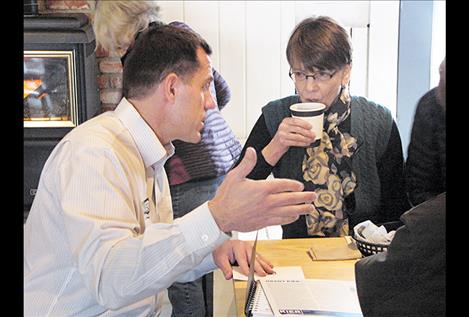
[162,21,241,317]
[234,16,410,239]
[354,57,446,317]
[92,2,242,316]
[24,23,318,317]
[405,58,446,206]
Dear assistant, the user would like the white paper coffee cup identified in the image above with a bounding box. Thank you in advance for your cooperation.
[290,102,326,147]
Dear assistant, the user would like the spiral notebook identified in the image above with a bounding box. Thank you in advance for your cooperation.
[246,283,273,317]
[243,232,362,317]
[241,266,306,316]
[243,231,306,316]
[247,278,363,317]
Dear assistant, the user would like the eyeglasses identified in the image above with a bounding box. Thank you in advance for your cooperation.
[289,69,336,83]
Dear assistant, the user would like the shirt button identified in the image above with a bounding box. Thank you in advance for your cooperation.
[201,234,209,242]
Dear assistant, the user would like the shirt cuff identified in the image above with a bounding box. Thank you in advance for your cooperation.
[177,253,218,283]
[175,202,230,255]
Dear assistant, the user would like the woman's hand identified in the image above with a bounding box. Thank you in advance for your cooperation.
[262,117,316,166]
[213,240,275,280]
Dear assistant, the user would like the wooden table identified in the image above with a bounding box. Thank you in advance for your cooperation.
[233,238,359,316]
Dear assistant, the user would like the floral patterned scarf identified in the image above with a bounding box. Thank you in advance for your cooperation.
[302,91,359,237]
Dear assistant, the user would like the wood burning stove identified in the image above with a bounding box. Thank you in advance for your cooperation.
[24,13,100,221]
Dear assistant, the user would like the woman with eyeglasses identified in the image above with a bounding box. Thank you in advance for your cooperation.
[235,16,410,238]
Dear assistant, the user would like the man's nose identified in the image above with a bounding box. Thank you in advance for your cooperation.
[205,90,217,110]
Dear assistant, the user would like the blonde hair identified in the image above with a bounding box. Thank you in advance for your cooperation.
[92,0,160,54]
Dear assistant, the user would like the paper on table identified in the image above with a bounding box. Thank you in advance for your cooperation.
[258,278,363,317]
[243,266,305,317]
[304,279,362,315]
[233,266,305,281]
[241,263,304,316]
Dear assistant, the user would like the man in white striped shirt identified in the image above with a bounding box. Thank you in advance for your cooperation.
[24,24,317,316]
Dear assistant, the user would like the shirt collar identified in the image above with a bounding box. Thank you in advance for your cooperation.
[114,97,175,169]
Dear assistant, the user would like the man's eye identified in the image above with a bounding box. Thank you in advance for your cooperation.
[204,80,213,89]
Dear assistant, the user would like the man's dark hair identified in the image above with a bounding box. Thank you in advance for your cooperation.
[286,16,352,72]
[122,24,212,99]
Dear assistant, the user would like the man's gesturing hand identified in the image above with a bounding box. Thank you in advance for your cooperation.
[208,147,317,232]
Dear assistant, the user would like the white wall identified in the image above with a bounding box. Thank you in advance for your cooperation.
[158,0,400,143]
[430,0,446,88]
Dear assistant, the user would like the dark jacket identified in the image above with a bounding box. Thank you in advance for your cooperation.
[405,88,446,206]
[355,193,446,317]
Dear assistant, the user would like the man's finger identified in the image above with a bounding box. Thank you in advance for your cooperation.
[216,256,233,280]
[258,178,309,194]
[268,204,316,218]
[256,253,274,269]
[228,147,257,180]
[262,215,303,227]
[236,252,251,277]
[267,191,317,207]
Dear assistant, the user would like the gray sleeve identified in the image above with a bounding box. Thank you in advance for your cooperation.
[212,68,231,110]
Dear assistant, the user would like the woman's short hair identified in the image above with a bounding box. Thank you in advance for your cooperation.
[122,24,212,99]
[93,0,160,53]
[286,16,352,72]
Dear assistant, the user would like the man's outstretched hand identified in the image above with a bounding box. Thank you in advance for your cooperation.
[208,147,317,233]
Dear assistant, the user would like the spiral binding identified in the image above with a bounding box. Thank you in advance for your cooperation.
[244,280,258,316]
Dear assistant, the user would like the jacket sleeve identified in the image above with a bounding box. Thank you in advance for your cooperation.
[405,89,445,206]
[232,114,274,179]
[376,121,411,223]
[212,68,231,110]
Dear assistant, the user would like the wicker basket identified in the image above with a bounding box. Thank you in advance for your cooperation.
[352,237,389,257]
[352,220,403,257]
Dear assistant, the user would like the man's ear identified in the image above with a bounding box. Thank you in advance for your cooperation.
[163,73,179,103]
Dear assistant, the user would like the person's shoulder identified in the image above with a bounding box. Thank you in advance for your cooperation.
[65,112,125,148]
[351,95,392,118]
[401,193,446,228]
[414,88,442,117]
[417,87,438,106]
[262,95,299,112]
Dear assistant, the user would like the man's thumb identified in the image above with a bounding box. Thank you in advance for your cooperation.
[231,147,257,180]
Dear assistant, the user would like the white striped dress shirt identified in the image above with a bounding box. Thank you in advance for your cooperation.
[24,98,229,316]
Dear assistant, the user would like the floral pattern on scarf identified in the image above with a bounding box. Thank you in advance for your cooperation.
[302,94,358,237]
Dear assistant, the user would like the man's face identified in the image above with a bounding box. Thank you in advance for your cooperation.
[291,60,351,109]
[172,47,216,143]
